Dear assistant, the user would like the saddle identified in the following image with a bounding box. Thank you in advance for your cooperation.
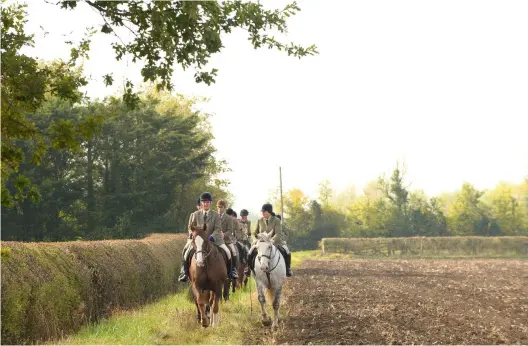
[187,243,229,270]
[248,244,287,271]
[235,241,248,264]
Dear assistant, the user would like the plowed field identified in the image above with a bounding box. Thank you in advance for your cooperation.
[251,259,528,345]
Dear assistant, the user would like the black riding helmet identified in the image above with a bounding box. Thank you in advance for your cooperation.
[226,208,234,216]
[240,209,249,217]
[261,203,273,214]
[200,192,212,201]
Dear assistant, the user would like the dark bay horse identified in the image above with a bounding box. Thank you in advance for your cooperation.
[222,241,249,300]
[189,225,228,327]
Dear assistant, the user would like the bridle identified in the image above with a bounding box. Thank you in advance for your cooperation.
[257,240,281,274]
[193,235,213,268]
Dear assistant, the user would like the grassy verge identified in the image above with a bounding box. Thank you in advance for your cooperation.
[58,278,264,345]
[58,251,316,345]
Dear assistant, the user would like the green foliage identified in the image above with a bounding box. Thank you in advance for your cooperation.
[1,2,99,208]
[58,0,318,103]
[1,90,230,241]
[273,165,528,251]
[2,0,315,209]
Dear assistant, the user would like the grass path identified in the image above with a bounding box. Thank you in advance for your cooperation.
[57,251,315,345]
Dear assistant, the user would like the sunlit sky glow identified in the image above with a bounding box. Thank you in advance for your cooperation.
[22,0,528,216]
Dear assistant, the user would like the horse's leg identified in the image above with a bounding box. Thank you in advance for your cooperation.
[257,283,270,325]
[271,287,283,329]
[194,299,201,323]
[223,279,230,301]
[211,282,222,327]
[195,289,209,328]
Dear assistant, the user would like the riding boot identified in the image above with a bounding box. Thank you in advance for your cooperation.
[226,257,234,280]
[178,260,189,282]
[285,252,293,277]
[244,250,256,277]
[231,256,239,279]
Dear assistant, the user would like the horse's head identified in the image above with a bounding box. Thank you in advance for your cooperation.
[191,223,210,267]
[256,232,275,272]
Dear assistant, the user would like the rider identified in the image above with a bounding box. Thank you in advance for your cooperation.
[178,198,202,282]
[274,214,293,276]
[178,192,238,282]
[228,209,248,264]
[217,201,239,279]
[245,203,293,277]
[239,209,252,246]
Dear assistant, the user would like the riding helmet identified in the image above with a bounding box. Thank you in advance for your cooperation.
[261,203,273,214]
[240,209,249,217]
[200,192,213,201]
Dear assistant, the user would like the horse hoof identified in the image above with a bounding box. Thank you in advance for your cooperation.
[262,319,272,327]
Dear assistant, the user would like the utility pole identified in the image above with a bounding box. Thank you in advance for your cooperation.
[279,166,284,223]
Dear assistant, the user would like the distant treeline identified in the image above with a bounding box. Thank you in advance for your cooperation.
[270,168,528,250]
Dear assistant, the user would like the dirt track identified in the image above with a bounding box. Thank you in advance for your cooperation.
[251,258,528,345]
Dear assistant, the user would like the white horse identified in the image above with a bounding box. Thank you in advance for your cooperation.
[253,232,287,328]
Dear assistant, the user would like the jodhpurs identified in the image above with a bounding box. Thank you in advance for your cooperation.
[219,243,232,260]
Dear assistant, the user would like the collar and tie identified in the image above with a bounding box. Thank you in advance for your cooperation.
[265,218,269,226]
[204,212,208,221]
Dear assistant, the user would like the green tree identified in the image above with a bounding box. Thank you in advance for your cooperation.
[1,2,101,208]
[378,164,411,237]
[2,0,317,208]
[1,91,231,241]
[318,179,333,208]
[447,183,491,236]
[59,0,318,100]
[483,182,526,235]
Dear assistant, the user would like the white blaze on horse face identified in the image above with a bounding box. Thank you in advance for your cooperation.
[195,235,205,266]
[257,242,270,271]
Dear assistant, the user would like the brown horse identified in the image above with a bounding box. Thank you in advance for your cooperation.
[235,241,249,290]
[189,225,228,327]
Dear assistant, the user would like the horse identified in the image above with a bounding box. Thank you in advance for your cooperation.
[235,241,249,290]
[221,241,249,300]
[252,232,287,329]
[189,225,228,327]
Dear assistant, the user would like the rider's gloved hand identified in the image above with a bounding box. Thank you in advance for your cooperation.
[208,235,214,242]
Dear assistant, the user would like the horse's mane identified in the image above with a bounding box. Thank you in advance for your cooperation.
[257,232,273,243]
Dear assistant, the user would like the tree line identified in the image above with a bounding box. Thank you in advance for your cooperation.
[1,91,232,241]
[271,166,528,250]
[1,0,316,241]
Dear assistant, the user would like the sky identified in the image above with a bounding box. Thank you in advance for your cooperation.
[21,0,528,215]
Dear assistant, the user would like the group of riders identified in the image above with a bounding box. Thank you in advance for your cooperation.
[178,192,293,283]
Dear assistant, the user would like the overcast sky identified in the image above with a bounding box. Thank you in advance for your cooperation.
[22,0,528,214]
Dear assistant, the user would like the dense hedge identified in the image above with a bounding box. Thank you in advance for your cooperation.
[1,233,187,345]
[321,236,528,258]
